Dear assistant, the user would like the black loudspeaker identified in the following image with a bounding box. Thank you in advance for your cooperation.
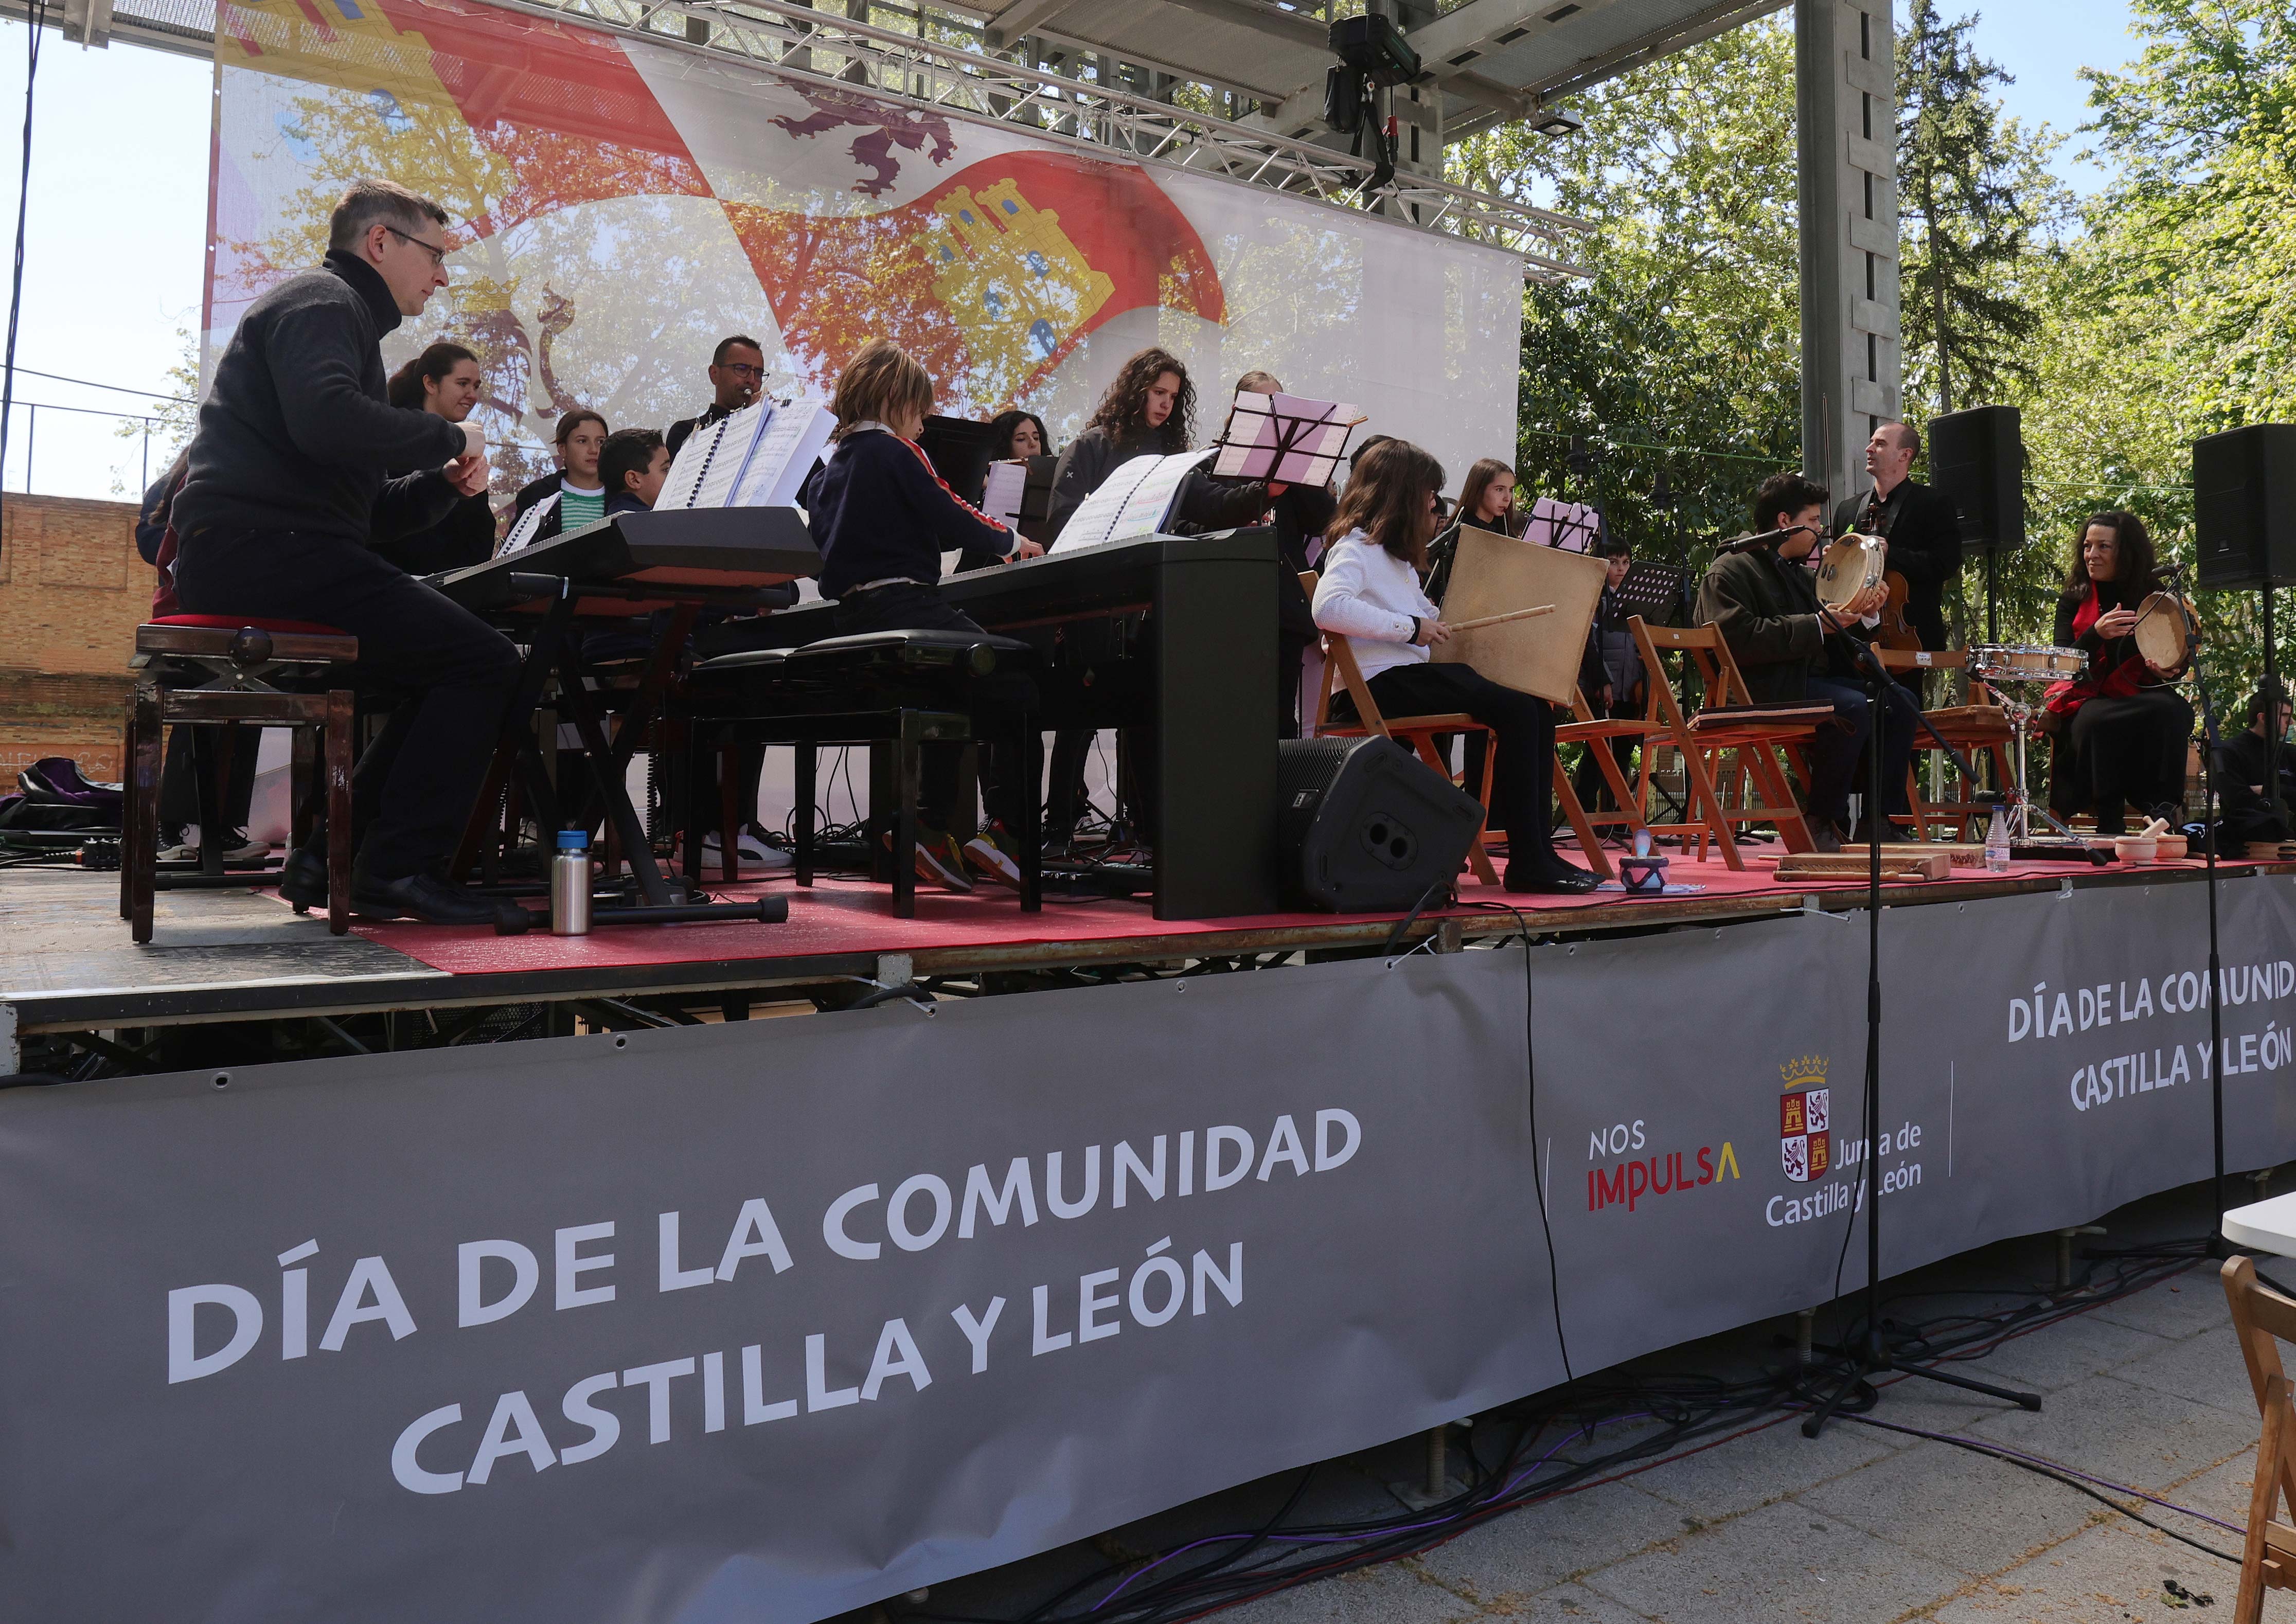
[1276,735,1485,913]
[2194,424,2296,590]
[1928,404,2025,551]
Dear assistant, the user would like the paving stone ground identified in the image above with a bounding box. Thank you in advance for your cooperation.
[849,1176,2293,1624]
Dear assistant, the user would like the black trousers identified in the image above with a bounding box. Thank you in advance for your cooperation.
[2051,687,2193,828]
[1802,675,1919,826]
[159,722,258,839]
[174,527,521,882]
[828,583,1039,833]
[1361,662,1559,866]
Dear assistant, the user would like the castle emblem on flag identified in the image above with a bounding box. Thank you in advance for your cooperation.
[1779,1055,1831,1184]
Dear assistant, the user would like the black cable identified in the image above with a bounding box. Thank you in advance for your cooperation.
[1,0,46,511]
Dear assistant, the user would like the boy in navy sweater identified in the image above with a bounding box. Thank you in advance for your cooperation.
[803,340,1043,891]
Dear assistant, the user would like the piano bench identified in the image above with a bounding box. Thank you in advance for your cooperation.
[121,619,358,945]
[782,628,1037,681]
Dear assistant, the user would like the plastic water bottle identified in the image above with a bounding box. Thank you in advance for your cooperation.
[551,829,592,936]
[1985,805,2011,873]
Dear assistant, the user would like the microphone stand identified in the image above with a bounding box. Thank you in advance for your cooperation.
[2160,561,2231,1254]
[1803,622,2042,1437]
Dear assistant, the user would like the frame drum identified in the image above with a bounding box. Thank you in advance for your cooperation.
[1815,534,1888,610]
[1432,525,1607,703]
[2132,592,2192,671]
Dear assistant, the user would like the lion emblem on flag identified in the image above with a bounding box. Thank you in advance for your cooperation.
[1779,1056,1831,1184]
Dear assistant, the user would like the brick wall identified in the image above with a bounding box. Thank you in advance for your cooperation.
[0,494,152,782]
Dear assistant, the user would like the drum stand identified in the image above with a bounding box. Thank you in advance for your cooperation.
[1975,680,2078,842]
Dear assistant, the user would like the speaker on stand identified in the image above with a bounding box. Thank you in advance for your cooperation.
[1276,735,1486,913]
[1929,404,2026,645]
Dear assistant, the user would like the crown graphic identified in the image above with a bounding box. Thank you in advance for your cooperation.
[1780,1055,1828,1091]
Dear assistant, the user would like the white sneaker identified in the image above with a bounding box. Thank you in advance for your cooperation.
[701,830,793,871]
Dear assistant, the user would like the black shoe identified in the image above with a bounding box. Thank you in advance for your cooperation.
[1505,860,1603,895]
[1864,820,1915,845]
[279,846,329,912]
[352,870,531,932]
[1807,823,1843,854]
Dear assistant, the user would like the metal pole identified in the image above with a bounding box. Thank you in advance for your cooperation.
[140,419,149,491]
[2266,583,2283,826]
[23,402,31,492]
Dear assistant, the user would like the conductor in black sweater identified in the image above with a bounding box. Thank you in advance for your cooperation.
[169,179,524,929]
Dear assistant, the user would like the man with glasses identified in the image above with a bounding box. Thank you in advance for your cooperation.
[666,335,767,460]
[170,177,526,929]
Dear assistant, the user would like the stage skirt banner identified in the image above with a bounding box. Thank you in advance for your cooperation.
[204,0,1524,497]
[3,877,2294,1620]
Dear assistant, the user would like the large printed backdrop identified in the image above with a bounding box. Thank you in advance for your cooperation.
[207,0,1523,492]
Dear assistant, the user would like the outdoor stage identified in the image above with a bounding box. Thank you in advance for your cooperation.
[1,854,2293,1623]
[1,848,2255,1038]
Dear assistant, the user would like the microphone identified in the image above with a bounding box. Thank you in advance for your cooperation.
[1715,525,1800,555]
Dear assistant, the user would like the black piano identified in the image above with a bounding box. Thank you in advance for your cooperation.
[696,530,1279,919]
[435,505,818,617]
[430,507,821,909]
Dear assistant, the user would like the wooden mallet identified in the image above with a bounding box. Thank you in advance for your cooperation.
[1446,604,1557,632]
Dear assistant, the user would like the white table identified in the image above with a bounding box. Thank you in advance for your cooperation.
[2223,1191,2296,1257]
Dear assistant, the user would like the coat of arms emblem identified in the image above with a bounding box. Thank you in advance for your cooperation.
[1780,1056,1831,1184]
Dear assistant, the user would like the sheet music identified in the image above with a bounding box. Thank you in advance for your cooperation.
[1211,390,1366,485]
[1523,495,1601,552]
[1054,449,1215,550]
[729,400,833,508]
[982,459,1028,529]
[657,412,740,511]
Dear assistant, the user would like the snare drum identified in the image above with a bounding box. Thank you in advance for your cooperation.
[1815,534,1888,611]
[1971,644,2089,684]
[2132,592,2193,671]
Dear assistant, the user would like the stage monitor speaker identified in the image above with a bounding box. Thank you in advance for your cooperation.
[2193,423,2296,590]
[1928,404,2025,552]
[1276,735,1484,913]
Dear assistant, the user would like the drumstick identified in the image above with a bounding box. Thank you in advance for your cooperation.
[1447,604,1557,632]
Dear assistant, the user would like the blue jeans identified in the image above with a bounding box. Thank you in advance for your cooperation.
[1801,675,1919,827]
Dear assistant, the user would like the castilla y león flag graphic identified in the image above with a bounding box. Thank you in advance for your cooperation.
[215,0,1225,410]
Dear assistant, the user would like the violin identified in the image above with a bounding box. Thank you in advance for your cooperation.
[1874,569,1919,652]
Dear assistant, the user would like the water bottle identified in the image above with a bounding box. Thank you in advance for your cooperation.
[551,829,592,936]
[1985,805,2011,873]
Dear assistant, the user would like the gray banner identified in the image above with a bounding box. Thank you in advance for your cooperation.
[0,951,1559,1623]
[1,876,2291,1620]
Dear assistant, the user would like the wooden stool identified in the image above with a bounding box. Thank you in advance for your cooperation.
[122,616,359,943]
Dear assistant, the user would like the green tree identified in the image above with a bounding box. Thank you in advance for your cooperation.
[1895,0,2064,415]
[1450,16,1803,564]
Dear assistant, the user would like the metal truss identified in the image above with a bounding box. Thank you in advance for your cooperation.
[471,0,1596,279]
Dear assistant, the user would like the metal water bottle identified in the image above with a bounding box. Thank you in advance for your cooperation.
[1985,805,2011,873]
[551,829,592,936]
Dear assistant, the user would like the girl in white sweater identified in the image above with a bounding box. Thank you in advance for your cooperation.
[1311,439,1598,894]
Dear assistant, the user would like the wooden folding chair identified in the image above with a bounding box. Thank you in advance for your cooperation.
[1304,572,1500,886]
[1630,617,1826,863]
[2222,1256,2296,1622]
[1555,685,1671,876]
[1878,648,2016,842]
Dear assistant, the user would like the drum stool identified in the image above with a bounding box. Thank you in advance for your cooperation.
[122,616,359,943]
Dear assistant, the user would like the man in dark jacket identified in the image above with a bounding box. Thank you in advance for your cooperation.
[171,177,523,927]
[1699,471,1918,850]
[665,335,765,460]
[1832,421,1961,653]
[2215,684,2293,849]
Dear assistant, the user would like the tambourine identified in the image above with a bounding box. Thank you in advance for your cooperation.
[1814,534,1886,610]
[2131,591,2194,672]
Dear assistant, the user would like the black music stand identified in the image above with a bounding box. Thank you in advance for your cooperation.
[1209,391,1362,487]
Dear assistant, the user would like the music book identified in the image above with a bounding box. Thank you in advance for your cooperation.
[981,459,1028,530]
[657,399,834,512]
[1054,448,1217,551]
[1211,390,1366,486]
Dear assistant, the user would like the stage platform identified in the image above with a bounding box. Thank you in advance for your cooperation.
[1,847,2266,1039]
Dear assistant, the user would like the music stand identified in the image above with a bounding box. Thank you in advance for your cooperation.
[1211,391,1365,486]
[1616,560,1691,628]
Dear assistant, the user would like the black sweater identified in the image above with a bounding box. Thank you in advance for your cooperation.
[803,429,1013,599]
[173,251,466,545]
